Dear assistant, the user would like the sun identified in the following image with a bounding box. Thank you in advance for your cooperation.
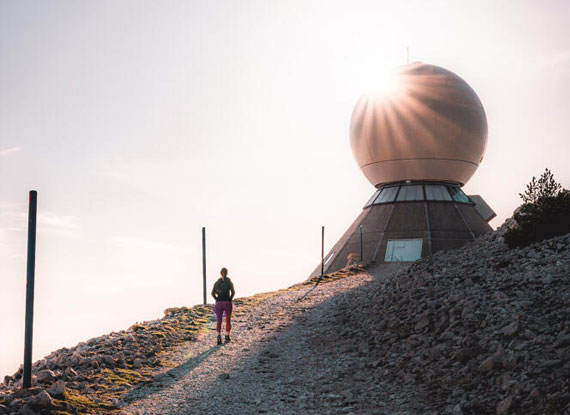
[368,68,402,97]
[357,64,403,99]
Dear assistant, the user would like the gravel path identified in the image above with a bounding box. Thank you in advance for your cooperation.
[122,264,421,415]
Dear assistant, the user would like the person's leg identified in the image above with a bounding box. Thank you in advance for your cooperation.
[224,302,233,341]
[214,302,223,344]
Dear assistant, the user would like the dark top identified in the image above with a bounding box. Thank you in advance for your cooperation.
[212,277,235,302]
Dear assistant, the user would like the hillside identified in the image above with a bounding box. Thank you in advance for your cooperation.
[0,268,362,415]
[316,229,570,414]
[1,226,569,415]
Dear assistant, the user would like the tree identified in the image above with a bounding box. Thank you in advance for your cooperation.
[504,169,570,248]
[519,168,562,204]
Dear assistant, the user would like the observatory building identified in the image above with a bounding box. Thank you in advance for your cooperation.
[311,63,495,277]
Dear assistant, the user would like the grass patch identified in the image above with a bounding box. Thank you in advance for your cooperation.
[53,390,120,415]
[98,368,143,386]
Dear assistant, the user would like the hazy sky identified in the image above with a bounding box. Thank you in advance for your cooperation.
[2,0,570,377]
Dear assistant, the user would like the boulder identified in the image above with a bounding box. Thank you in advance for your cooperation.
[29,391,53,409]
[35,370,56,384]
[47,380,66,398]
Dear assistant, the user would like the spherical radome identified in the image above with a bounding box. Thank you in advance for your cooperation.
[350,63,488,187]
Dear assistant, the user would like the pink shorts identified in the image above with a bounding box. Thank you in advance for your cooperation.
[214,301,232,333]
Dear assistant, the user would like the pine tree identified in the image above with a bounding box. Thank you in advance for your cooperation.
[505,168,570,248]
[519,168,562,205]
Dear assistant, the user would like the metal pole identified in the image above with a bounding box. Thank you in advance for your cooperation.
[202,227,206,305]
[320,226,324,277]
[359,225,363,262]
[23,190,37,389]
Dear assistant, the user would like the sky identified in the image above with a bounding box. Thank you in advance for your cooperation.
[2,0,570,378]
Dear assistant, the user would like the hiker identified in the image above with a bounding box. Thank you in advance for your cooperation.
[211,267,235,345]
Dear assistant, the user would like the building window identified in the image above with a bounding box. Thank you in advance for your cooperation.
[396,185,424,201]
[447,186,470,203]
[376,186,399,203]
[365,182,471,207]
[425,184,452,201]
[385,239,423,262]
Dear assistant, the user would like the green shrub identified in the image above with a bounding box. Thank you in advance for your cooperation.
[504,169,570,248]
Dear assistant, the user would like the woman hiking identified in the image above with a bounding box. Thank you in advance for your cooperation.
[211,267,235,345]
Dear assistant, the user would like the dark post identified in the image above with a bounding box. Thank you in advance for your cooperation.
[202,227,206,305]
[359,225,363,262]
[321,226,324,277]
[23,190,37,389]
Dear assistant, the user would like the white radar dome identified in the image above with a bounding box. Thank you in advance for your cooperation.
[350,63,488,187]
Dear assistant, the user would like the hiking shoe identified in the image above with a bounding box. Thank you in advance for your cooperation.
[224,335,231,343]
[217,335,222,345]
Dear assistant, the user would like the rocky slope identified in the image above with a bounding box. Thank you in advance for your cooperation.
[318,229,570,414]
[0,304,212,415]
